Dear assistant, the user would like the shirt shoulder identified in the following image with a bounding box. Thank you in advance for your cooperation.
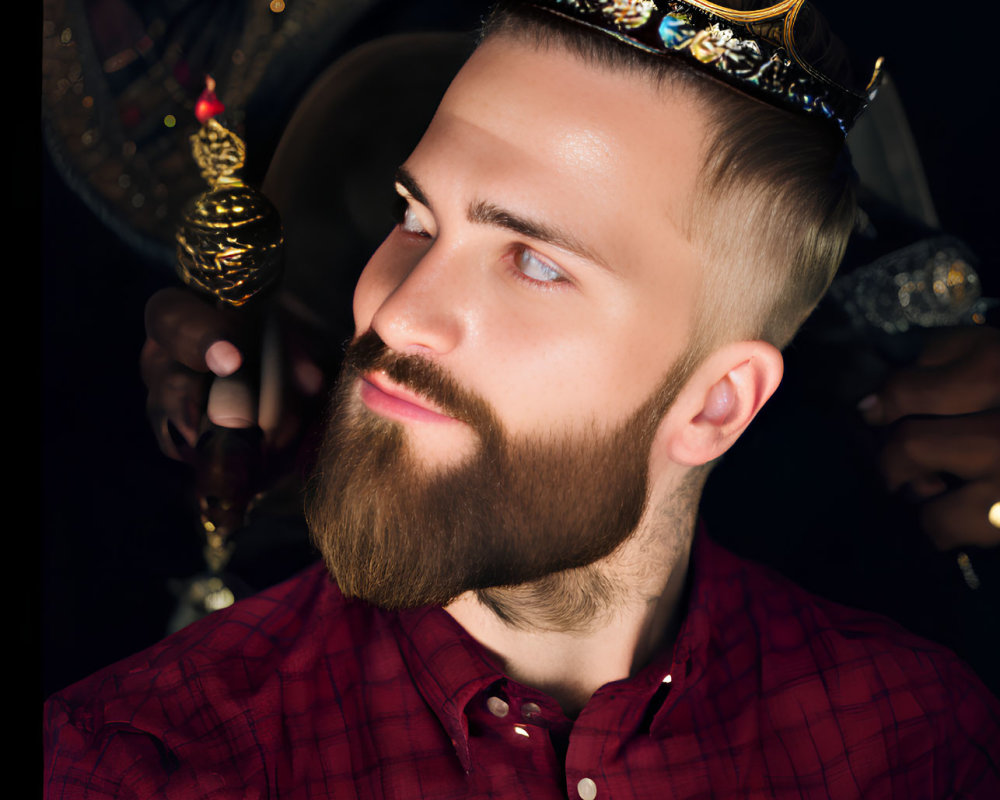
[49,561,359,703]
[713,541,986,685]
[44,561,401,797]
[699,540,1000,794]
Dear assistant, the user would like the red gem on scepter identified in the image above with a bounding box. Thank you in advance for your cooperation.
[195,75,226,124]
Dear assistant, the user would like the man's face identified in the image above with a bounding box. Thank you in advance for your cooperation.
[307,36,710,610]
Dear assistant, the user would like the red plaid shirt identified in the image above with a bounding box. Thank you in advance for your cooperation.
[45,533,1000,798]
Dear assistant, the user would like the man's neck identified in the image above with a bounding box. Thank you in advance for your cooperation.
[444,511,695,717]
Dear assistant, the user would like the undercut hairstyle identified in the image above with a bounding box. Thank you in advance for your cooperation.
[481,2,857,350]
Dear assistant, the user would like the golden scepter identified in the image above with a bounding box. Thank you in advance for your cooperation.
[170,76,284,626]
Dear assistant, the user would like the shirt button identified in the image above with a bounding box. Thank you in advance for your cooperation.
[577,777,597,800]
[486,696,510,718]
[521,701,541,720]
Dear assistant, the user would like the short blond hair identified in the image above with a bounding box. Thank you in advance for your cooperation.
[690,89,856,349]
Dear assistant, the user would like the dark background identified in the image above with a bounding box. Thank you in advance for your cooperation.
[42,1,997,699]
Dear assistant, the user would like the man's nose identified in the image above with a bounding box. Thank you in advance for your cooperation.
[361,242,469,357]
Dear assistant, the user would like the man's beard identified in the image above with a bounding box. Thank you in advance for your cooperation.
[306,330,699,625]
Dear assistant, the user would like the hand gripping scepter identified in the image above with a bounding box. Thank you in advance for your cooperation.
[171,77,283,626]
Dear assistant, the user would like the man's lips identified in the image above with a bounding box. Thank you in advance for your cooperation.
[359,372,458,424]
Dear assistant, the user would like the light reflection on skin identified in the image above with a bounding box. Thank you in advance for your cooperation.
[551,128,617,175]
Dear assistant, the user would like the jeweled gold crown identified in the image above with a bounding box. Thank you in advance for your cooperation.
[525,0,883,133]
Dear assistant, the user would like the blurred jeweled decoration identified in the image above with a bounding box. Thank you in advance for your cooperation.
[956,552,981,591]
[176,76,283,307]
[167,571,255,634]
[829,237,994,335]
[193,77,226,123]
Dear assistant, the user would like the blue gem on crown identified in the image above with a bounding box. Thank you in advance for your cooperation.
[658,14,695,48]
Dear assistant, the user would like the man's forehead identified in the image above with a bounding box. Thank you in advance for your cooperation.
[415,35,708,245]
[442,34,694,133]
[440,38,626,168]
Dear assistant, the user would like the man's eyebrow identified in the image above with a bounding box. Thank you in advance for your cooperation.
[394,166,431,209]
[395,165,614,273]
[468,200,615,274]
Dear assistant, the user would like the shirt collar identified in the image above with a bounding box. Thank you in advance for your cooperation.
[392,602,505,770]
[390,524,725,760]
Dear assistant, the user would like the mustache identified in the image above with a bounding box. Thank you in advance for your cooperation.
[342,330,500,436]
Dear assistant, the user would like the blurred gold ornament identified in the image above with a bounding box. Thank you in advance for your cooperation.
[189,117,247,185]
[176,79,283,307]
[956,552,981,591]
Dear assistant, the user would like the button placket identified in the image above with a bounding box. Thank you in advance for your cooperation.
[486,695,510,718]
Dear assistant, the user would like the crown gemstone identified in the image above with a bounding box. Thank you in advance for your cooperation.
[659,14,695,48]
[600,0,657,28]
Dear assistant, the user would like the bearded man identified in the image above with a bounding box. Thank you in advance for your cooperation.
[45,1,1000,797]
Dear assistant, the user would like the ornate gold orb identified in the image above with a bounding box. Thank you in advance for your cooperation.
[176,115,283,307]
[176,184,283,306]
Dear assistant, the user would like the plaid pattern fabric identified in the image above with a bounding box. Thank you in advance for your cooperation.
[45,533,1000,798]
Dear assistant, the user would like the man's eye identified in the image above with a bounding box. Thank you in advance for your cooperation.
[400,205,428,236]
[392,194,430,237]
[515,248,564,283]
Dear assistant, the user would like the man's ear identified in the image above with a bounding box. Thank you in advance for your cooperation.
[660,341,783,467]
